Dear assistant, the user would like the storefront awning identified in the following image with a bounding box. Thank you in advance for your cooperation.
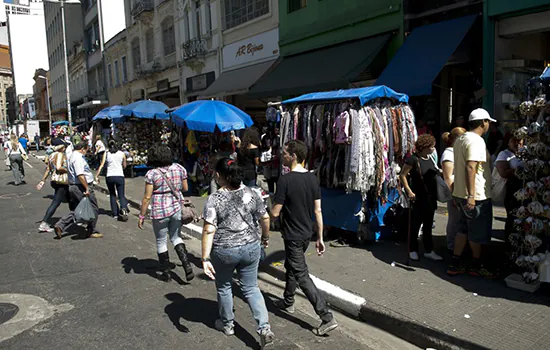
[247,34,391,98]
[199,60,277,99]
[148,87,179,99]
[376,15,477,96]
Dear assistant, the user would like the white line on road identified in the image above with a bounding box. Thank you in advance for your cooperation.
[24,161,33,169]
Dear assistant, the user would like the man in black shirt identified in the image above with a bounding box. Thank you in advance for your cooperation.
[271,140,338,336]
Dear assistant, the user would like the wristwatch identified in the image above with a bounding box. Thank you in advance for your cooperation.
[202,257,210,262]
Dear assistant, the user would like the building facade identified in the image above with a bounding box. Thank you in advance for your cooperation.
[44,1,83,121]
[32,68,50,122]
[68,40,89,124]
[0,44,13,129]
[483,0,550,123]
[249,0,404,99]
[104,29,130,105]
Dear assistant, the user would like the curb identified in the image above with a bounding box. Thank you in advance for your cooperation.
[97,178,488,350]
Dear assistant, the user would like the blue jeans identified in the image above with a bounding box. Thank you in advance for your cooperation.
[106,176,128,217]
[211,242,270,333]
[152,211,184,254]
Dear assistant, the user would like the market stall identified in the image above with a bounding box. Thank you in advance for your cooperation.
[170,100,254,195]
[279,86,417,241]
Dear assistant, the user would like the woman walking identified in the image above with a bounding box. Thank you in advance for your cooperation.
[96,140,129,221]
[7,133,27,185]
[94,135,106,169]
[138,144,194,282]
[201,158,274,348]
[440,127,466,251]
[399,134,443,261]
[237,128,261,187]
[36,139,70,232]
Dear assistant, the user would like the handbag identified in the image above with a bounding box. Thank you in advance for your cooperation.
[159,170,197,225]
[51,153,68,185]
[491,167,506,206]
[427,156,453,203]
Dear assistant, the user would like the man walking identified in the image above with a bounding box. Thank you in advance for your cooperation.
[447,108,495,277]
[34,133,40,152]
[271,140,338,336]
[54,141,102,239]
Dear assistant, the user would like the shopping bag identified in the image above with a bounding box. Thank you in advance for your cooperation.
[74,197,96,223]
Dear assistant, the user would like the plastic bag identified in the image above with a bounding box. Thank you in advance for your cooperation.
[74,197,96,223]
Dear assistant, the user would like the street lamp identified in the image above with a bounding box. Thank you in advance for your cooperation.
[44,0,81,136]
[37,75,52,134]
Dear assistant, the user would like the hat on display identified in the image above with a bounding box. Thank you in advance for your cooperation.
[469,108,496,123]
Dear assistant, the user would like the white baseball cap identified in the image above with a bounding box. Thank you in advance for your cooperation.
[469,108,496,123]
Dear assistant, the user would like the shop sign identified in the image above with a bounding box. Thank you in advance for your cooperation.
[186,71,216,92]
[222,28,279,70]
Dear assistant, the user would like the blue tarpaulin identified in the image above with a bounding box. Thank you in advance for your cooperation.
[282,85,409,106]
[376,15,477,96]
[92,105,126,122]
[52,121,69,126]
[121,100,170,120]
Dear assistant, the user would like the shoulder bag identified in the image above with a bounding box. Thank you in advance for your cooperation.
[159,170,197,225]
[417,156,453,203]
[51,153,68,185]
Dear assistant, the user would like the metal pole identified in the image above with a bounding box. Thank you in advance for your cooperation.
[45,78,52,135]
[60,0,73,136]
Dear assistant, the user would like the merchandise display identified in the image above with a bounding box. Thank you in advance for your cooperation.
[511,94,550,284]
[114,119,170,165]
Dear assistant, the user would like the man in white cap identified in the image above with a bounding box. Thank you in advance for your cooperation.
[447,108,496,278]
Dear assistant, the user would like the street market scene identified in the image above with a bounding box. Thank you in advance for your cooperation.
[1,1,550,350]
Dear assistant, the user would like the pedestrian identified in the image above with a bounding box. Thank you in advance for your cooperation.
[441,127,467,251]
[137,143,194,282]
[96,139,129,221]
[270,140,338,336]
[94,134,106,169]
[54,141,102,239]
[260,135,276,194]
[237,128,261,187]
[201,158,275,348]
[18,133,28,152]
[399,134,443,261]
[34,133,41,152]
[37,138,71,232]
[495,132,524,239]
[447,108,495,278]
[7,133,27,185]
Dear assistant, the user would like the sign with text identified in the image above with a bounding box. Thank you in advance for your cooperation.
[222,28,279,70]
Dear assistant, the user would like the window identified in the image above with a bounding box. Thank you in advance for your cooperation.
[223,0,269,30]
[114,60,120,87]
[162,17,176,56]
[121,56,128,82]
[131,39,141,69]
[195,1,202,37]
[288,0,307,13]
[108,63,113,88]
[145,29,154,62]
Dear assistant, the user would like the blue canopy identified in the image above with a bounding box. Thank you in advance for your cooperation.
[52,121,69,126]
[171,100,254,132]
[376,15,477,96]
[92,105,126,122]
[282,86,409,105]
[541,66,550,80]
[121,100,170,120]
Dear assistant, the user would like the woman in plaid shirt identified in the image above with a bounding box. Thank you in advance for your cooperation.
[138,144,194,282]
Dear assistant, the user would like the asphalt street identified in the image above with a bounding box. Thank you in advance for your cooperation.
[0,153,412,350]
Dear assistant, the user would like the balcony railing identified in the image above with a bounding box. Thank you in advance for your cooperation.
[131,0,154,18]
[182,38,208,61]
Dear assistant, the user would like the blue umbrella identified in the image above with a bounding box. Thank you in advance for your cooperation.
[171,100,254,132]
[121,100,170,120]
[92,105,125,121]
[52,120,69,126]
[541,66,550,80]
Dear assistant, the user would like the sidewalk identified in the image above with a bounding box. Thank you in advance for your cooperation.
[96,174,550,350]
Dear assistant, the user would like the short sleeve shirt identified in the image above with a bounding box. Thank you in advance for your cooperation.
[441,147,455,182]
[496,149,520,169]
[68,152,93,184]
[453,132,492,200]
[145,163,187,219]
[405,154,439,201]
[203,185,266,249]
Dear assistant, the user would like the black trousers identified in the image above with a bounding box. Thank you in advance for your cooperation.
[409,196,436,253]
[283,239,333,323]
[42,183,70,222]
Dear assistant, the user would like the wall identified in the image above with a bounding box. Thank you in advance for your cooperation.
[222,0,278,45]
[278,0,403,56]
[487,0,550,17]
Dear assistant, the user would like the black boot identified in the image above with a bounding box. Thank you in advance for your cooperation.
[157,252,171,282]
[174,243,195,282]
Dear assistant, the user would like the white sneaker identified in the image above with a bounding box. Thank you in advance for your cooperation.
[38,222,53,233]
[409,252,419,261]
[424,251,443,261]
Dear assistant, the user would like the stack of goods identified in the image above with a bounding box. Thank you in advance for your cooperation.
[115,119,169,165]
[280,102,417,200]
[511,95,550,284]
